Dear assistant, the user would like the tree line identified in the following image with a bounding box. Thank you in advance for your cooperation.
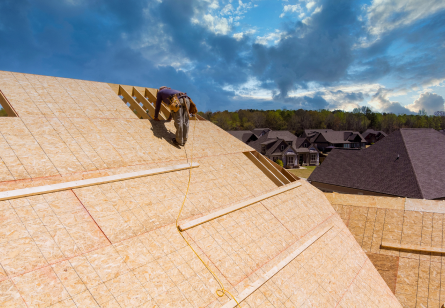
[198,107,445,135]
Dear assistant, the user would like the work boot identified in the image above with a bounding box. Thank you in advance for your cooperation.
[171,138,183,146]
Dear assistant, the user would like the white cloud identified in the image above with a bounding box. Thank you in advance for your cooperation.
[306,1,316,10]
[312,5,322,15]
[233,29,256,41]
[365,0,445,36]
[406,92,445,115]
[190,0,254,35]
[279,4,302,18]
[368,88,413,114]
[221,4,234,15]
[204,14,230,35]
[255,30,285,45]
[233,32,244,40]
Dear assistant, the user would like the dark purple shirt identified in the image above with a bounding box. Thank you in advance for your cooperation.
[155,88,183,118]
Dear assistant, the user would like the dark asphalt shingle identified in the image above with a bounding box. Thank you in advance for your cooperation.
[308,128,445,199]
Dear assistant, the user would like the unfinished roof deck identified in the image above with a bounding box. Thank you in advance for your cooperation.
[0,70,400,307]
[326,193,445,308]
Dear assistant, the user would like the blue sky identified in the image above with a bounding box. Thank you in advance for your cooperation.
[0,0,444,114]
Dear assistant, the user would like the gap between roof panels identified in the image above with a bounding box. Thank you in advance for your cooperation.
[0,89,18,117]
[109,83,206,121]
[244,151,299,187]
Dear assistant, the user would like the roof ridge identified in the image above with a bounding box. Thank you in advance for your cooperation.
[399,129,424,199]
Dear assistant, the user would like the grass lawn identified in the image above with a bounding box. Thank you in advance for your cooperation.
[287,166,317,179]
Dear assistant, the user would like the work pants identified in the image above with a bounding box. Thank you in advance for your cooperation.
[172,97,190,145]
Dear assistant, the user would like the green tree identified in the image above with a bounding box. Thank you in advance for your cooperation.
[0,108,7,117]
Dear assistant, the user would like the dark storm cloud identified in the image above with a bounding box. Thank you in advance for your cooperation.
[0,0,444,112]
[352,8,445,86]
[252,0,362,98]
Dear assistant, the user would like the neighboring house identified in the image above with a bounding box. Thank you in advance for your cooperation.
[229,129,320,168]
[227,130,258,143]
[301,129,366,151]
[308,128,445,200]
[361,129,387,145]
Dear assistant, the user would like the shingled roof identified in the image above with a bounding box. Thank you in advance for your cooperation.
[227,130,257,143]
[361,129,387,139]
[0,70,401,307]
[309,128,445,199]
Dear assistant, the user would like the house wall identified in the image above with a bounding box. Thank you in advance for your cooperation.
[310,181,398,197]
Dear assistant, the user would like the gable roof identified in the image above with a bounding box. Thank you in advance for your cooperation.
[265,139,284,155]
[309,128,445,199]
[251,128,271,137]
[313,130,366,144]
[362,129,388,139]
[295,137,310,148]
[227,130,257,143]
[247,130,298,151]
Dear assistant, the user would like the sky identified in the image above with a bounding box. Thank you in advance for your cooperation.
[0,0,444,114]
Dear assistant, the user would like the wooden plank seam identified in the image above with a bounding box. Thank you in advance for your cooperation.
[0,163,199,201]
[221,224,334,308]
[178,181,301,231]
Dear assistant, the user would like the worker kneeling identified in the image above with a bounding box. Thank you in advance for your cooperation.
[154,86,197,147]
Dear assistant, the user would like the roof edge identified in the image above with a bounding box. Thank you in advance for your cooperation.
[399,129,424,199]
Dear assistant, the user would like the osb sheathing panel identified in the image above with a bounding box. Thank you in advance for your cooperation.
[329,194,445,308]
[0,179,400,307]
[0,71,401,307]
[0,71,136,119]
[0,117,253,191]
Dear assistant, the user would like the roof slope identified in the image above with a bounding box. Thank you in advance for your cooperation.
[227,130,256,143]
[326,193,445,306]
[309,128,445,199]
[314,130,366,144]
[0,71,400,307]
[402,129,445,199]
[362,129,387,139]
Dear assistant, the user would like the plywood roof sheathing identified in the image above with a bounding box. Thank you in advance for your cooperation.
[0,162,199,201]
[222,223,334,308]
[178,181,302,231]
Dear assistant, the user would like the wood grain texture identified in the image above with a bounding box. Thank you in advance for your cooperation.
[178,181,301,231]
[0,163,199,201]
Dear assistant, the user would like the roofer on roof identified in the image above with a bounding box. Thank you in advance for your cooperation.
[154,86,190,146]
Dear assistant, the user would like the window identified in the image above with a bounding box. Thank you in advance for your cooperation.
[281,145,284,150]
[343,144,350,148]
[311,153,316,161]
[288,156,294,164]
[303,143,307,147]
